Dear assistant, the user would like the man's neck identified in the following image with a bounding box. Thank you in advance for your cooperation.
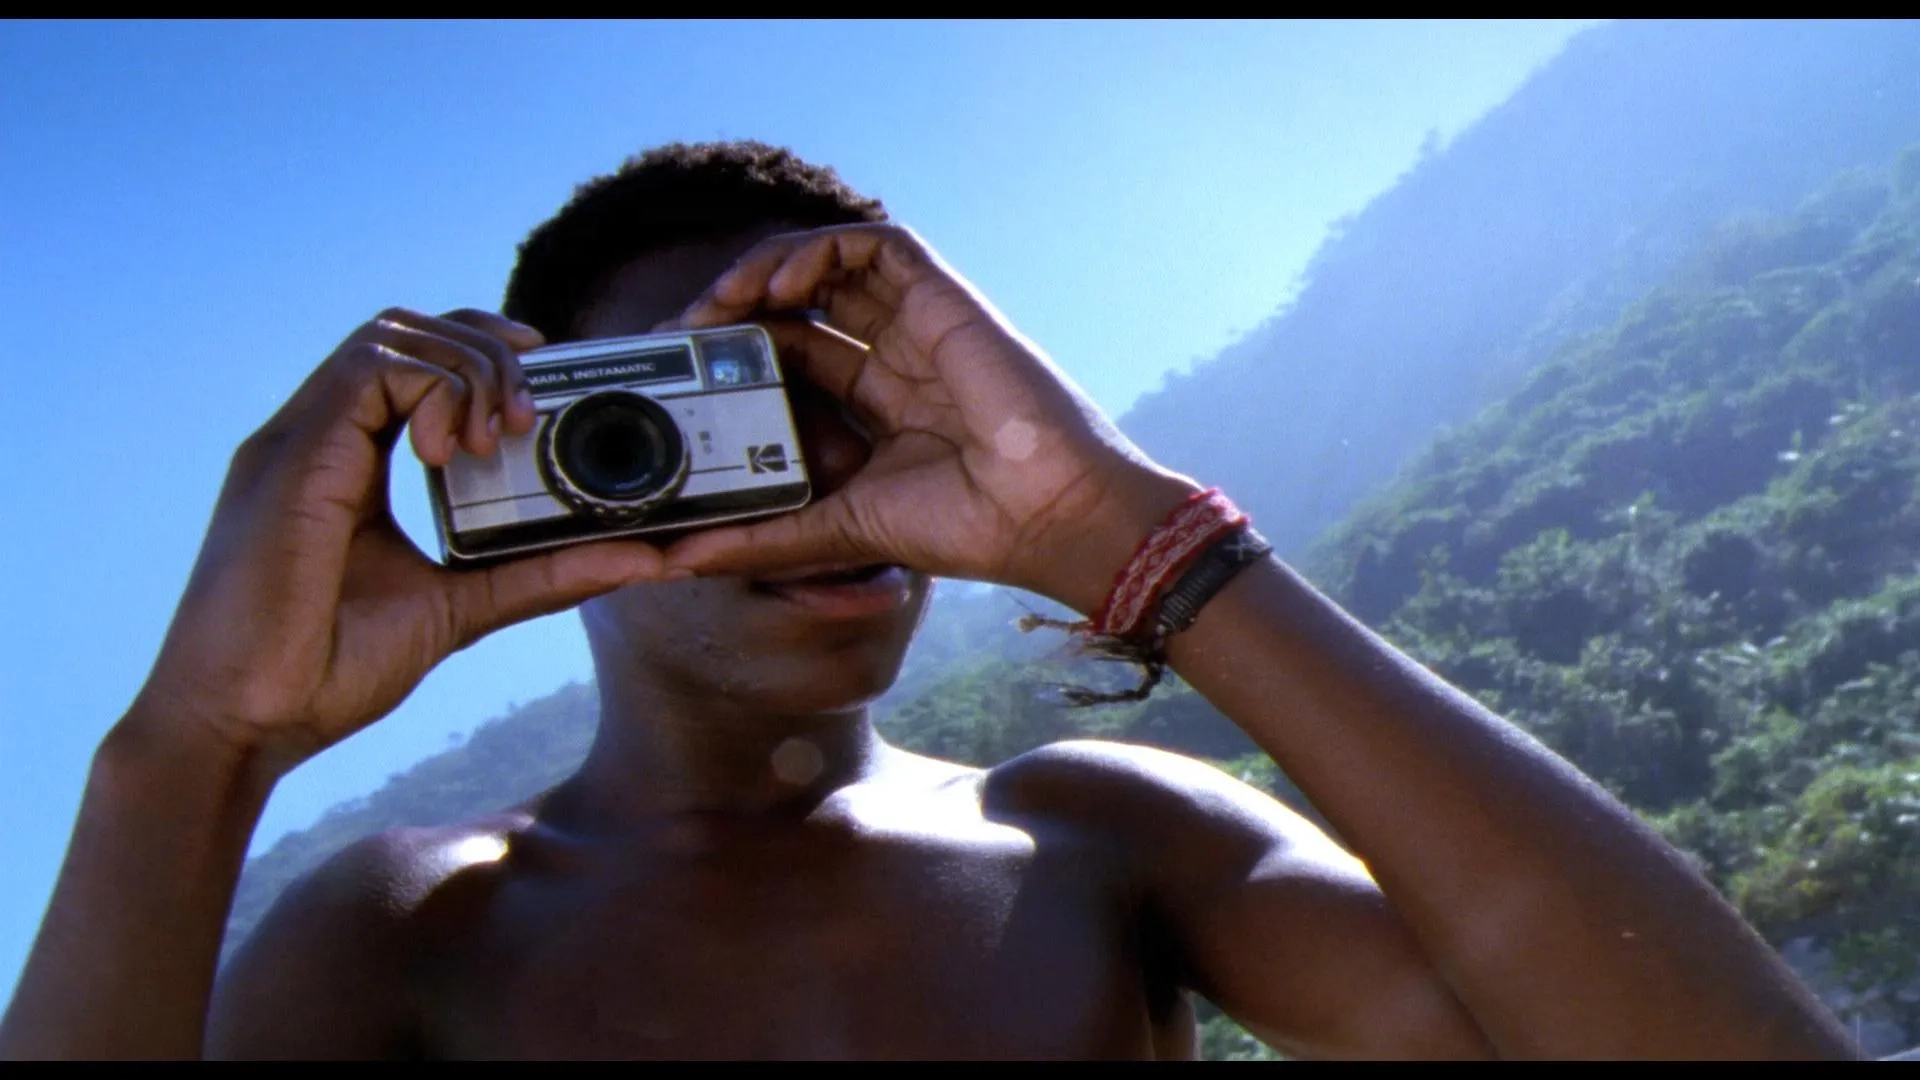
[540,659,886,835]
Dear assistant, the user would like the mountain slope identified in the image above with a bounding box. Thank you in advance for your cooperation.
[1122,18,1920,560]
[1299,147,1920,1051]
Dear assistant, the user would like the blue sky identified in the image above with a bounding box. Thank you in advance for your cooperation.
[0,19,1595,1001]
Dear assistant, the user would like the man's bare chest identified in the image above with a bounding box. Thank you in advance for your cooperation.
[413,819,1174,1058]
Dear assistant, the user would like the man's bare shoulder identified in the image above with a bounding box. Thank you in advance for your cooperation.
[983,739,1333,848]
[247,813,529,945]
[207,812,530,1059]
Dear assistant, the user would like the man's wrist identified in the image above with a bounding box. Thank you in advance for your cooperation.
[1025,460,1206,617]
[98,703,280,824]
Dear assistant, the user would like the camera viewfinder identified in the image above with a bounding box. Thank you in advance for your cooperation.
[699,332,773,389]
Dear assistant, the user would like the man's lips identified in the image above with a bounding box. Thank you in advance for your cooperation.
[746,564,915,619]
[751,561,891,585]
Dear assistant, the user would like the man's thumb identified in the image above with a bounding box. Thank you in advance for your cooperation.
[660,500,868,580]
[443,540,665,650]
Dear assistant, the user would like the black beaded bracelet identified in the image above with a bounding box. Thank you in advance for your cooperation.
[1151,524,1274,637]
[1021,522,1274,708]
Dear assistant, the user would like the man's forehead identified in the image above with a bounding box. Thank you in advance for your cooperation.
[575,222,801,341]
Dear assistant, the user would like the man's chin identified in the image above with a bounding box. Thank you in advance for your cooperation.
[745,641,919,716]
[746,572,930,713]
[581,567,931,710]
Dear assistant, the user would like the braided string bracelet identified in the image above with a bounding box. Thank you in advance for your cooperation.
[1019,488,1273,706]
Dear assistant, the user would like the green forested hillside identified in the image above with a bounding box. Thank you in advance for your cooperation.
[1306,148,1920,1048]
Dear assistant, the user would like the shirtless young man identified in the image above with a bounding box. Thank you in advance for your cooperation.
[0,142,1860,1060]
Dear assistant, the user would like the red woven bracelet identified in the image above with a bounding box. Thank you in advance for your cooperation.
[1016,487,1253,706]
[1092,488,1249,642]
[1016,487,1252,706]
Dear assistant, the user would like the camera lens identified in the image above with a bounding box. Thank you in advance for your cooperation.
[546,390,687,511]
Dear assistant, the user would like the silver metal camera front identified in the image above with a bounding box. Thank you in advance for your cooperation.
[427,324,811,564]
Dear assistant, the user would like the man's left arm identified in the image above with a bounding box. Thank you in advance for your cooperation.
[997,739,1495,1060]
[1052,478,1857,1059]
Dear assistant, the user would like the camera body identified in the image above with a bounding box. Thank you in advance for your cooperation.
[426,324,810,564]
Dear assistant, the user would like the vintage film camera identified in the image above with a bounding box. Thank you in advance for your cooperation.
[426,325,810,564]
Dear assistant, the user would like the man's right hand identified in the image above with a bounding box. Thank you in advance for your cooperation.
[125,308,665,777]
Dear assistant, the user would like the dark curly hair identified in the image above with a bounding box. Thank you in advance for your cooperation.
[503,140,887,343]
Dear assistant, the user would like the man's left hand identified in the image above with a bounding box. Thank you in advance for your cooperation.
[661,223,1198,613]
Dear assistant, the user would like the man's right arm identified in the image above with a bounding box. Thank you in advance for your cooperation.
[1,309,660,1060]
[205,833,427,1059]
[1,717,414,1060]
[0,717,270,1058]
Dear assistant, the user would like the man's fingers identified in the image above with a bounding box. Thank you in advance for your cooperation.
[365,306,550,456]
[812,287,899,349]
[678,225,929,332]
[661,498,869,580]
[432,308,544,433]
[678,235,802,328]
[236,347,470,524]
[441,540,665,650]
[432,308,544,353]
[764,230,848,307]
[404,369,472,469]
[759,319,893,429]
[362,318,502,457]
[768,225,930,298]
[268,306,541,468]
[796,323,918,436]
[333,346,472,467]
